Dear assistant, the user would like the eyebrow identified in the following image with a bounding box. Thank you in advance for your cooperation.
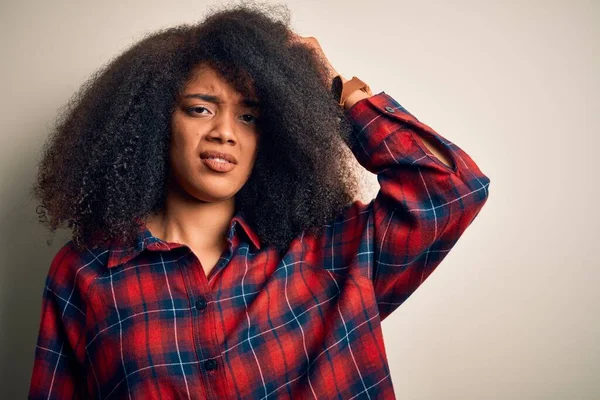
[182,93,260,109]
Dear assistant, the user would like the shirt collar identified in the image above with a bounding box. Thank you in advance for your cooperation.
[233,211,262,251]
[106,209,261,269]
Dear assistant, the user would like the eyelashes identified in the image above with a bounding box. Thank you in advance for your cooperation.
[185,106,210,115]
[185,106,259,124]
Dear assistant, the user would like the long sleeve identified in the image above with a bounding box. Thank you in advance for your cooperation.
[337,91,491,321]
[29,245,88,399]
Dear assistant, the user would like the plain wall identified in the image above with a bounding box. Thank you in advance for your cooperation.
[1,0,598,398]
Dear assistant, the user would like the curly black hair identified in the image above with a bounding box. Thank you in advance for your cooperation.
[32,1,361,254]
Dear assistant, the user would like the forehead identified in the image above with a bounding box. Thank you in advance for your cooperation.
[184,64,257,100]
[185,65,223,89]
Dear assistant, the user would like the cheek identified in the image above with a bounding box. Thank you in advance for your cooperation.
[170,126,198,159]
[169,143,200,185]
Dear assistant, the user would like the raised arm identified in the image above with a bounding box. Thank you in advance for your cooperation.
[289,32,491,320]
[336,90,491,320]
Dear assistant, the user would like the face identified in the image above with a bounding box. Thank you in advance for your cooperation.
[168,63,261,203]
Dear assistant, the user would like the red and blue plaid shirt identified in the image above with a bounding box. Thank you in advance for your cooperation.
[29,91,490,399]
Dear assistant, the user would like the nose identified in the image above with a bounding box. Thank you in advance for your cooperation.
[206,111,237,145]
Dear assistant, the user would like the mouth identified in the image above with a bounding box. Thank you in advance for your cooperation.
[201,157,236,173]
[199,150,238,173]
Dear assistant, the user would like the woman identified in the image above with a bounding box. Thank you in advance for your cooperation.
[29,3,490,399]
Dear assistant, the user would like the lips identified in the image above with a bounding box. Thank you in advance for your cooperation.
[200,150,237,173]
[200,150,238,165]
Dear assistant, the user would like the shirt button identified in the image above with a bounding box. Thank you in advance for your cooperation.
[195,296,207,311]
[385,106,395,113]
[204,359,217,371]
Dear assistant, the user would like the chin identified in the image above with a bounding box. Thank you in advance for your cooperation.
[186,182,239,203]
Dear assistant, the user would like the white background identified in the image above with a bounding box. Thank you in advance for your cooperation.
[0,0,598,398]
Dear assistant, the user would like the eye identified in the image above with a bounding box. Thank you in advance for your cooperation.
[186,106,211,115]
[240,114,259,124]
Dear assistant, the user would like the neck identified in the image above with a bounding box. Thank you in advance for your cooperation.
[145,181,235,252]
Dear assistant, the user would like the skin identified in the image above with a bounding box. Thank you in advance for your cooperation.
[145,63,261,276]
[147,33,453,278]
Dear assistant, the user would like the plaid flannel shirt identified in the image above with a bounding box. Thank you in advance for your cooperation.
[29,91,491,399]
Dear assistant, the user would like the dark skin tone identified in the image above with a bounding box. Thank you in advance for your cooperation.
[147,33,452,278]
[145,63,261,277]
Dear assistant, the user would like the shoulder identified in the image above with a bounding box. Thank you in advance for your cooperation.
[45,240,110,295]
